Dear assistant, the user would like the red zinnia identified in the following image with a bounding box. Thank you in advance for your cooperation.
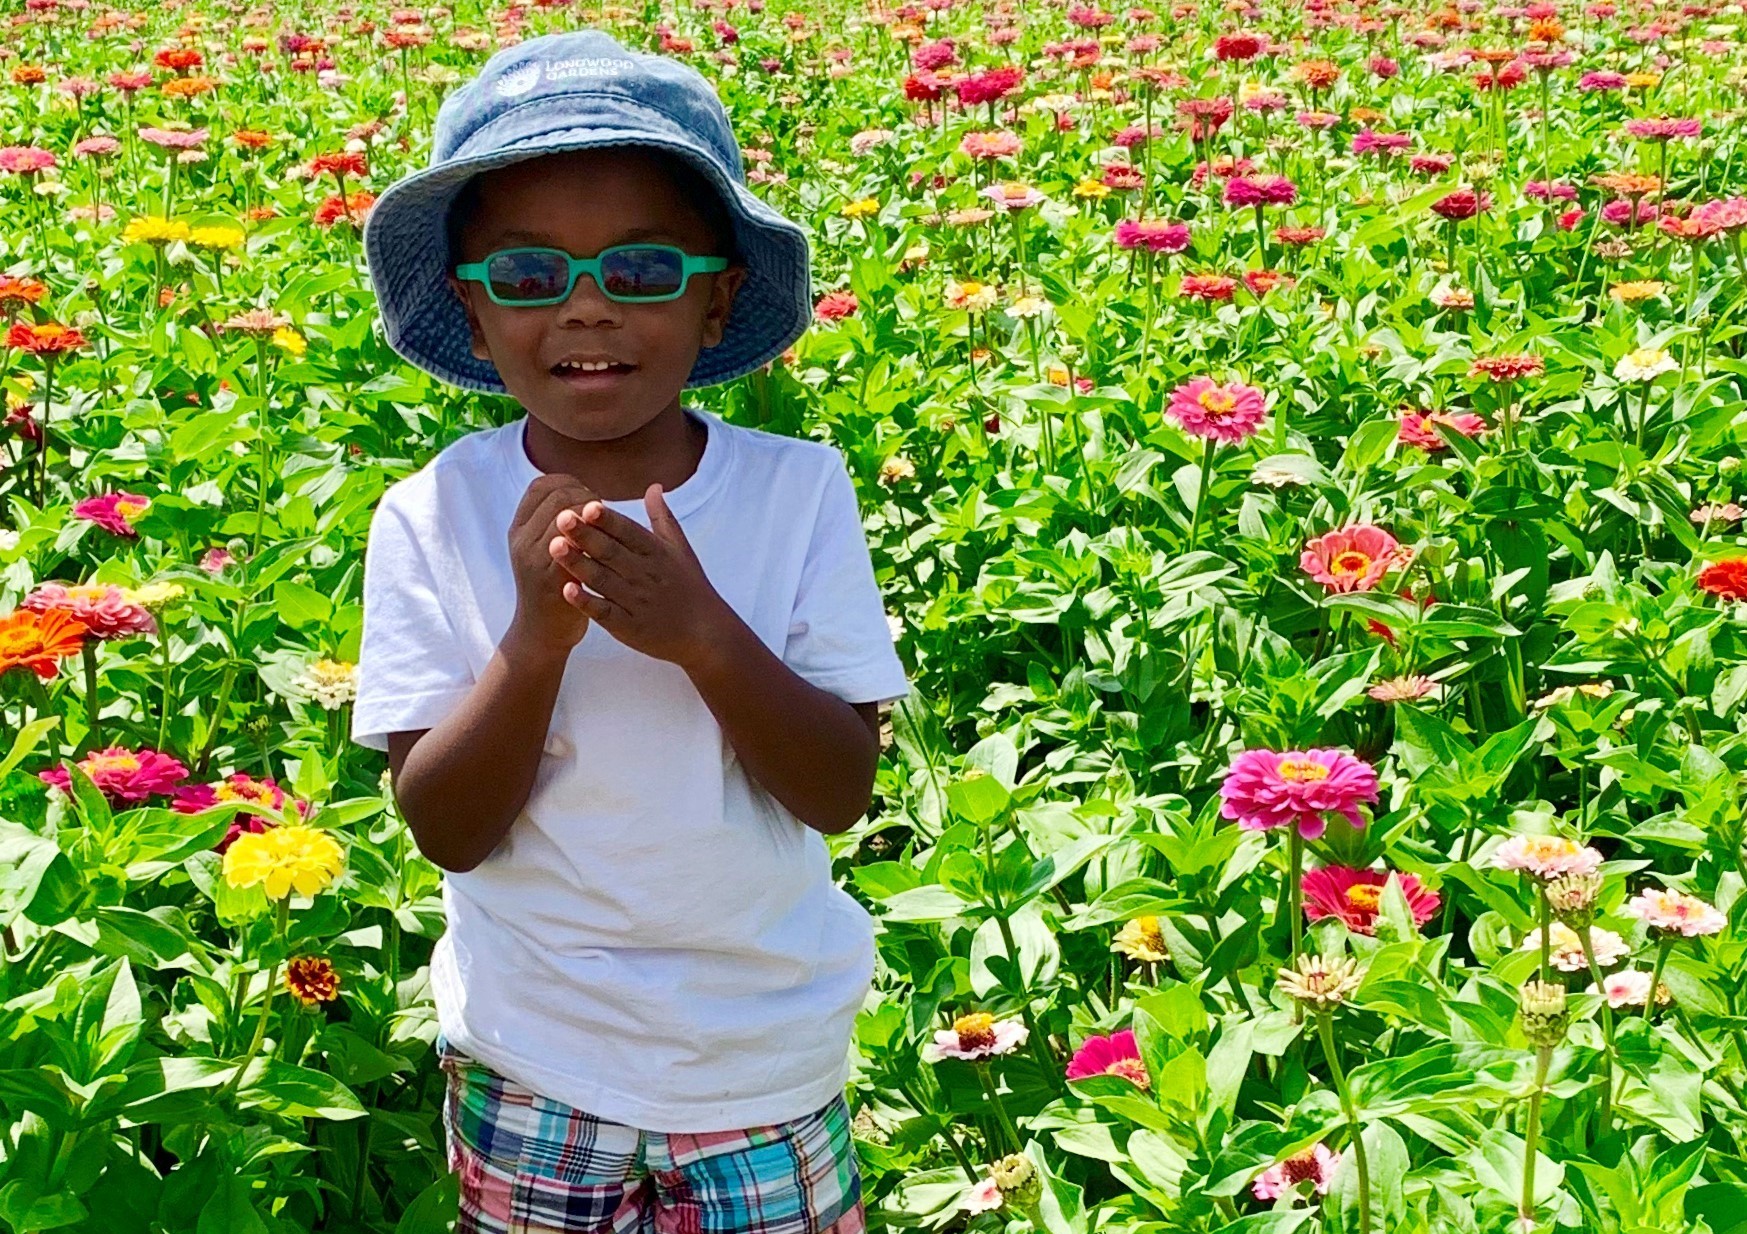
[1301,865,1440,936]
[7,322,86,355]
[1697,558,1747,601]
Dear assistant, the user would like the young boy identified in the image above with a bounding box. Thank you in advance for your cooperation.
[354,28,908,1234]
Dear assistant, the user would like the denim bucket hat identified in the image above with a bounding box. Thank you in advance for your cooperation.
[362,28,812,393]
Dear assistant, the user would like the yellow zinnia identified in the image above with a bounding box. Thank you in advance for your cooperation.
[123,217,191,245]
[189,225,245,250]
[840,197,880,220]
[271,327,307,356]
[222,824,345,899]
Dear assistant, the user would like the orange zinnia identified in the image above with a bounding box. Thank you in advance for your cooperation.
[0,608,89,680]
[7,322,87,355]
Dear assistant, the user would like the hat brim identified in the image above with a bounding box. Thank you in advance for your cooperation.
[362,128,812,393]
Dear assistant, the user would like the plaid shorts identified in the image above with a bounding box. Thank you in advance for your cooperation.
[436,1035,866,1234]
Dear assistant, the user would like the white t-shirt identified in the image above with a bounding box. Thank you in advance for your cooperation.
[350,404,910,1132]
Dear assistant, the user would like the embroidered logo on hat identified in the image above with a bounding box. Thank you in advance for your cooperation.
[495,62,541,98]
[494,55,636,98]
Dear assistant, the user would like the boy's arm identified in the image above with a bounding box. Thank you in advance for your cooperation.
[386,623,570,873]
[681,617,885,836]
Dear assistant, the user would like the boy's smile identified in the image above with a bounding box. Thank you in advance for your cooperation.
[446,147,747,496]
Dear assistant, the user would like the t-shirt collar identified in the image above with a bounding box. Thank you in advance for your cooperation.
[502,404,730,520]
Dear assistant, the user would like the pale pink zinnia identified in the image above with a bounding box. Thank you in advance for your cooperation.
[1625,887,1727,937]
[1301,865,1440,935]
[963,1178,1004,1214]
[1252,1144,1341,1200]
[1167,377,1266,443]
[922,1012,1028,1062]
[1520,922,1630,971]
[1301,525,1409,594]
[1219,749,1380,840]
[1587,969,1669,1009]
[1491,834,1603,881]
[1065,1028,1149,1089]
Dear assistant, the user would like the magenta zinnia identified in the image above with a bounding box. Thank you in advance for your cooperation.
[1065,1028,1149,1089]
[1301,865,1440,935]
[1167,377,1267,443]
[1220,749,1380,839]
[40,746,190,803]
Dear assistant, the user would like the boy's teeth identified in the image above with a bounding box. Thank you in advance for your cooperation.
[558,360,626,372]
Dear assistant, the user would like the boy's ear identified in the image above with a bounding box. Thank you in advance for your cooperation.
[447,274,493,364]
[698,263,748,352]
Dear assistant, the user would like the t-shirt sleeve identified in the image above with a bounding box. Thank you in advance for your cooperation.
[781,455,910,706]
[350,493,477,752]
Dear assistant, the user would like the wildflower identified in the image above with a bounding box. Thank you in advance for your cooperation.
[285,956,342,1005]
[20,583,155,639]
[222,824,345,898]
[944,278,998,312]
[1625,887,1727,936]
[1367,674,1441,703]
[1614,348,1677,383]
[1691,503,1745,526]
[1252,1144,1341,1200]
[1492,835,1603,880]
[1610,280,1665,303]
[1219,749,1379,839]
[1301,866,1440,936]
[922,1012,1029,1061]
[1698,559,1747,600]
[292,658,358,709]
[1301,525,1409,594]
[137,126,210,151]
[313,191,377,228]
[1244,270,1295,297]
[980,182,1045,211]
[1113,219,1191,253]
[1588,969,1673,1009]
[1065,1028,1149,1088]
[1274,225,1325,245]
[1276,952,1364,1008]
[122,217,191,246]
[1167,377,1266,443]
[189,225,245,251]
[200,547,235,574]
[840,197,880,220]
[1430,287,1475,311]
[1470,353,1545,382]
[1623,117,1702,141]
[73,493,152,538]
[308,151,369,180]
[271,327,306,357]
[7,322,87,355]
[1112,916,1167,962]
[1518,980,1570,1047]
[221,307,292,336]
[40,746,189,803]
[1179,273,1238,301]
[1520,922,1629,972]
[958,130,1021,160]
[1398,409,1487,450]
[73,136,121,159]
[0,607,87,680]
[1432,188,1492,220]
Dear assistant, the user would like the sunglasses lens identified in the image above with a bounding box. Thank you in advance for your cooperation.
[601,246,686,300]
[487,250,571,302]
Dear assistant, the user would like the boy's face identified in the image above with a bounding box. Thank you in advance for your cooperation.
[447,147,746,443]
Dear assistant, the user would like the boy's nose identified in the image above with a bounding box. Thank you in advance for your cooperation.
[555,270,622,325]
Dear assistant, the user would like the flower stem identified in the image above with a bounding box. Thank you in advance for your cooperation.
[1520,1043,1552,1232]
[1287,828,1304,969]
[1316,1012,1370,1234]
[1186,435,1218,551]
[217,895,291,1104]
[1643,935,1674,1020]
[895,1079,980,1183]
[1576,928,1615,1132]
[1538,885,1552,985]
[974,1061,1023,1155]
[80,641,102,753]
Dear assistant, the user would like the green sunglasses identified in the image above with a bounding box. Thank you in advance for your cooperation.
[454,243,729,306]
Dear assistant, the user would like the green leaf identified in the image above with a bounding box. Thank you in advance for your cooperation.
[394,1176,459,1234]
[236,1060,366,1121]
[0,716,58,781]
[197,1177,268,1234]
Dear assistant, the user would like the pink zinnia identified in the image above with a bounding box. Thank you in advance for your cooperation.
[200,546,235,574]
[1223,174,1297,208]
[1219,749,1380,840]
[958,130,1021,160]
[20,582,156,639]
[1252,1144,1341,1200]
[1114,219,1191,253]
[1301,524,1409,593]
[1431,188,1492,221]
[1065,1028,1149,1089]
[1491,834,1602,880]
[1179,273,1238,301]
[40,745,190,803]
[72,135,121,158]
[1623,117,1702,141]
[1398,409,1488,450]
[0,147,57,174]
[1167,377,1266,443]
[1301,865,1440,936]
[137,126,210,151]
[1351,128,1411,156]
[73,492,152,537]
[173,773,307,854]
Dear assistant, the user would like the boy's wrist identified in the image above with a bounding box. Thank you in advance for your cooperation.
[677,598,753,683]
[499,619,577,673]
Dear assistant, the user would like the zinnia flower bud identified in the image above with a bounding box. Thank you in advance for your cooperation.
[1545,872,1602,927]
[1518,980,1570,1047]
[1276,953,1365,1009]
[989,1154,1042,1210]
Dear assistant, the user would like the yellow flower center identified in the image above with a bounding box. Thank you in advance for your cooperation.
[115,499,149,521]
[953,1012,996,1050]
[1332,550,1373,576]
[1346,885,1383,910]
[1276,758,1330,783]
[85,752,141,775]
[1197,388,1237,415]
[215,781,272,805]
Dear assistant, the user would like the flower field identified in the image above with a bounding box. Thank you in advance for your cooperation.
[5,0,1747,1229]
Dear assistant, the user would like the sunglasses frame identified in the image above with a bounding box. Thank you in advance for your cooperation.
[454,243,730,306]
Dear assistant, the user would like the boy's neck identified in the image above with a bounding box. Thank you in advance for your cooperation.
[521,400,708,502]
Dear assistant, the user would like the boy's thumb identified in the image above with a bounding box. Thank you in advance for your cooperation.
[647,485,698,559]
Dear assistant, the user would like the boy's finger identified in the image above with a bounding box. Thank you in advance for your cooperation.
[558,501,657,555]
[563,579,622,625]
[553,519,635,570]
[550,539,631,595]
